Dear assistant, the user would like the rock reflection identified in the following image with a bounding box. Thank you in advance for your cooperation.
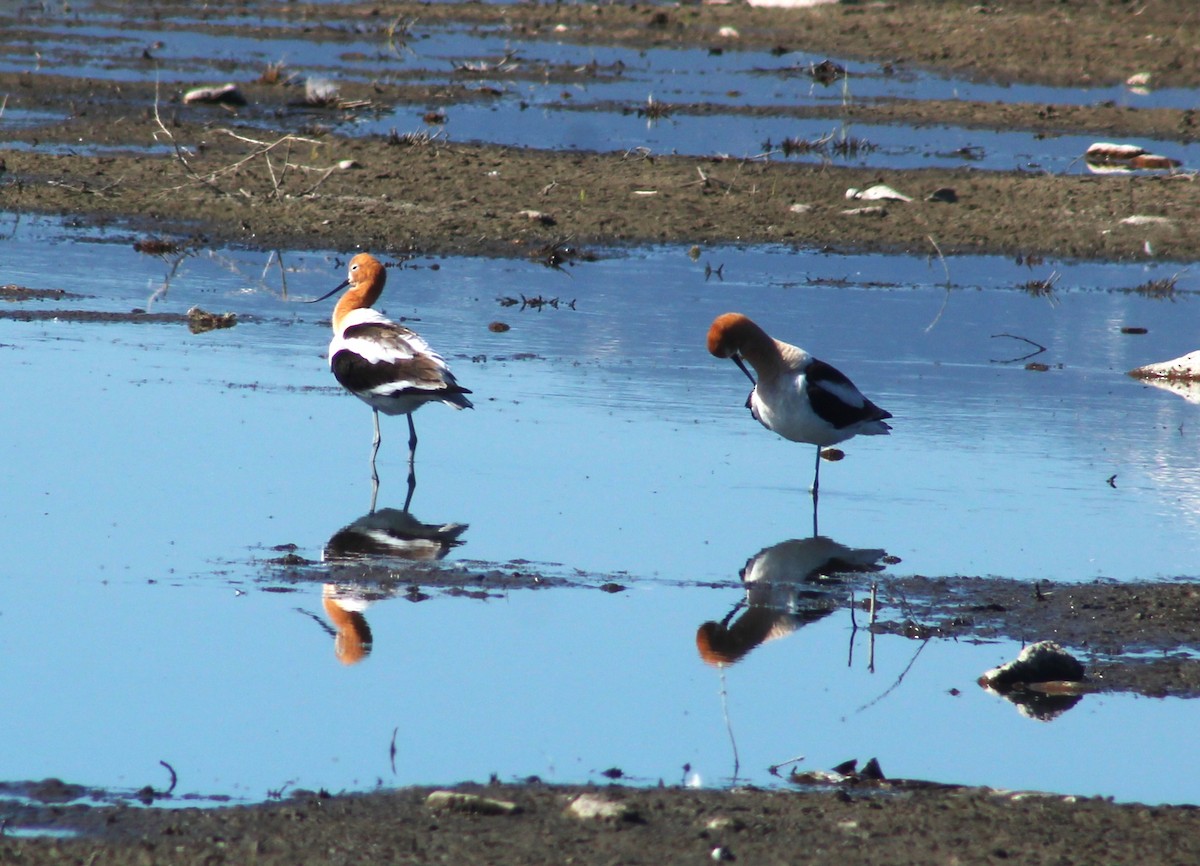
[697,537,888,666]
[978,641,1089,722]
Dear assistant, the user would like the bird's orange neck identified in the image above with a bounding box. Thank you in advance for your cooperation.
[332,283,381,332]
[331,254,387,332]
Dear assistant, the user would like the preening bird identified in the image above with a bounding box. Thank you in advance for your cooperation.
[706,312,891,502]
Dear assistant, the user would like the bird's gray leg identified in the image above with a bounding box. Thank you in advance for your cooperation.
[369,409,382,488]
[404,414,418,513]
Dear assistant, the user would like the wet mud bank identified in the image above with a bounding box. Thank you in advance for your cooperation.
[5,1,1200,862]
[6,134,1200,262]
[2,2,1200,261]
[5,780,1200,866]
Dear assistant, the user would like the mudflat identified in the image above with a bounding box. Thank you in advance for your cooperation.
[2,1,1199,261]
[4,2,1200,863]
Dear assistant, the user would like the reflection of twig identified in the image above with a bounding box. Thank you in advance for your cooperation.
[159,760,178,795]
[264,250,292,299]
[924,235,953,333]
[0,211,19,242]
[206,248,304,300]
[767,754,806,777]
[868,581,878,674]
[854,638,931,715]
[990,332,1048,364]
[146,249,194,310]
[386,16,419,59]
[847,589,857,668]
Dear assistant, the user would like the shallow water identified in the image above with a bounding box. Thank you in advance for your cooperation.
[0,215,1198,805]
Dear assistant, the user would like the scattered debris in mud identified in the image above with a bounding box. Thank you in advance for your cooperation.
[185,306,237,333]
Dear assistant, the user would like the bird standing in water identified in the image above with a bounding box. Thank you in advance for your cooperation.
[707,312,891,510]
[310,253,472,507]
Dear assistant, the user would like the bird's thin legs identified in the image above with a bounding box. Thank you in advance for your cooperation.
[811,446,821,537]
[371,409,382,465]
[404,414,418,513]
[365,410,418,513]
[370,409,382,485]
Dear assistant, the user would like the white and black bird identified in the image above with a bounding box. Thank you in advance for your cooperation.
[707,312,891,504]
[309,253,472,501]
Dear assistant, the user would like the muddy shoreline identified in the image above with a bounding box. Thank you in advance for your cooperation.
[6,781,1200,866]
[3,3,1200,262]
[5,1,1200,862]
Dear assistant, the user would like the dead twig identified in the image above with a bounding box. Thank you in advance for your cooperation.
[152,78,225,196]
[47,177,124,197]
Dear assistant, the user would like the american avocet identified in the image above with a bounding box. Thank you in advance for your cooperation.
[706,312,891,502]
[309,253,473,497]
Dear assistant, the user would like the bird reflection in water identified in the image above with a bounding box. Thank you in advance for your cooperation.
[313,476,468,665]
[697,537,888,667]
[321,585,375,666]
[324,508,468,563]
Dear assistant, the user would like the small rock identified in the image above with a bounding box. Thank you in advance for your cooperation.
[979,641,1085,691]
[846,183,912,202]
[517,209,556,226]
[1120,215,1174,227]
[705,815,744,832]
[183,83,246,106]
[566,793,640,822]
[425,790,520,815]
